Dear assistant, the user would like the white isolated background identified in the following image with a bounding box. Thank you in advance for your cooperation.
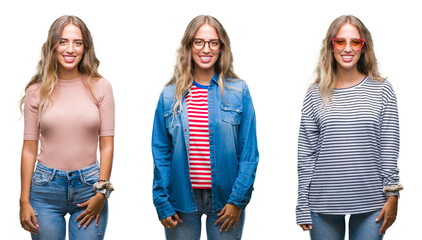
[1,0,420,239]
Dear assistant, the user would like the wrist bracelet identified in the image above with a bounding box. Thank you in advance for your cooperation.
[382,183,403,193]
[93,181,114,198]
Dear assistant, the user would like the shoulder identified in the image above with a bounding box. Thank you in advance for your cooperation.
[157,84,176,109]
[25,83,41,101]
[304,83,320,101]
[26,82,40,94]
[161,83,176,96]
[224,78,247,89]
[91,77,113,95]
[365,77,396,98]
[92,77,112,89]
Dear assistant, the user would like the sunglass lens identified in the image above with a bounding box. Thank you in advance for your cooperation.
[334,39,346,49]
[350,39,363,50]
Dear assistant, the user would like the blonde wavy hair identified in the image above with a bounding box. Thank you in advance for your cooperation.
[314,15,385,105]
[20,15,102,113]
[166,15,238,111]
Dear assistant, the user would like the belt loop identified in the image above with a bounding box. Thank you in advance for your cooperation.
[78,169,83,182]
[50,169,56,181]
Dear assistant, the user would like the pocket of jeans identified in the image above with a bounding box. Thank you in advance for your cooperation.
[31,170,51,185]
[221,104,243,125]
[164,110,181,128]
[81,168,100,186]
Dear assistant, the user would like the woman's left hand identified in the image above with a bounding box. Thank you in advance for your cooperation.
[75,193,106,228]
[215,203,242,232]
[376,195,398,235]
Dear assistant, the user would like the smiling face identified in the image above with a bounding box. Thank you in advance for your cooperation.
[333,23,363,72]
[191,24,220,75]
[55,24,84,78]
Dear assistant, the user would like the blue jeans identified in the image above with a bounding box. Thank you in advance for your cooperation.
[29,162,108,240]
[165,189,245,240]
[310,210,383,240]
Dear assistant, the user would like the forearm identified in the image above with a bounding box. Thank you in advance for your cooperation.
[20,140,38,204]
[99,136,114,181]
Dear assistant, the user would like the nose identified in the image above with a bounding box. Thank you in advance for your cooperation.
[202,42,211,53]
[66,42,74,53]
[344,42,352,52]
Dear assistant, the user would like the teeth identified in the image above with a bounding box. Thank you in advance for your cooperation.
[64,56,75,60]
[343,56,352,59]
[200,56,211,60]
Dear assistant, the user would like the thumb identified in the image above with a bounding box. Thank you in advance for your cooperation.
[77,201,89,208]
[174,214,183,223]
[375,209,384,222]
[31,214,39,228]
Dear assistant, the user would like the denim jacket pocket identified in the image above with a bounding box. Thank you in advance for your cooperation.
[81,168,100,186]
[221,104,243,125]
[164,109,181,128]
[32,170,52,186]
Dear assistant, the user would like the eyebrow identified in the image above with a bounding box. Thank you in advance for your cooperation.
[60,38,84,41]
[193,38,220,41]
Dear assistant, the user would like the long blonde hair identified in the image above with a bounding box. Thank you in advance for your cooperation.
[314,15,384,105]
[166,15,238,111]
[20,15,102,113]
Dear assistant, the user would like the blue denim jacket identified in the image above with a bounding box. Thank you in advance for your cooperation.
[152,73,259,220]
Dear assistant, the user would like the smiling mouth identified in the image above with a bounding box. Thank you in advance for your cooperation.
[342,55,353,62]
[63,56,76,63]
[199,55,212,63]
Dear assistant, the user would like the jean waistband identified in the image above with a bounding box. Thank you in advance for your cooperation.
[35,161,99,180]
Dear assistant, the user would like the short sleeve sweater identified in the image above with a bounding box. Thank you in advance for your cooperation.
[296,76,400,225]
[24,76,115,171]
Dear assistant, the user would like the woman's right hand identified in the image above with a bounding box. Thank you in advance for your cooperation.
[300,224,312,231]
[160,214,183,229]
[19,202,40,234]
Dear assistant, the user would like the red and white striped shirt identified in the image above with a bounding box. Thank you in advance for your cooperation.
[186,82,211,189]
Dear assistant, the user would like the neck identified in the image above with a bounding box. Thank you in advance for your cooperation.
[193,69,215,86]
[58,68,82,80]
[335,68,365,89]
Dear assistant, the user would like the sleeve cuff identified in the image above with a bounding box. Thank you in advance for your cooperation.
[155,200,176,220]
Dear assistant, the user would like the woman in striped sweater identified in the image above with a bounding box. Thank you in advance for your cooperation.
[296,15,402,240]
[152,15,258,240]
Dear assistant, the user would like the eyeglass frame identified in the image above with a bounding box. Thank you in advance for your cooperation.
[332,37,365,51]
[191,38,222,50]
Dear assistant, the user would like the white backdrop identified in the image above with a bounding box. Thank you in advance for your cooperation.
[1,0,420,239]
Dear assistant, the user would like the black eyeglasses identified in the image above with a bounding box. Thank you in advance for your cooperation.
[191,38,221,50]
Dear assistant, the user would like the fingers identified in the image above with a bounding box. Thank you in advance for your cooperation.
[83,216,95,229]
[173,214,182,223]
[215,205,241,232]
[75,209,87,222]
[76,201,89,208]
[20,209,40,234]
[95,214,101,227]
[77,212,95,229]
[220,217,235,232]
[375,209,384,222]
[215,215,225,225]
[161,215,180,229]
[380,215,396,235]
[300,224,312,231]
[217,206,226,217]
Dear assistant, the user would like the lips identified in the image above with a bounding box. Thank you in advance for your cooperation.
[199,55,212,63]
[341,55,354,62]
[63,55,76,63]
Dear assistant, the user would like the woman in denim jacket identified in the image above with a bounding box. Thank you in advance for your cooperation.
[152,15,259,240]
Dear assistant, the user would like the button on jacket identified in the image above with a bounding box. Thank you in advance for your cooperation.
[152,73,259,220]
